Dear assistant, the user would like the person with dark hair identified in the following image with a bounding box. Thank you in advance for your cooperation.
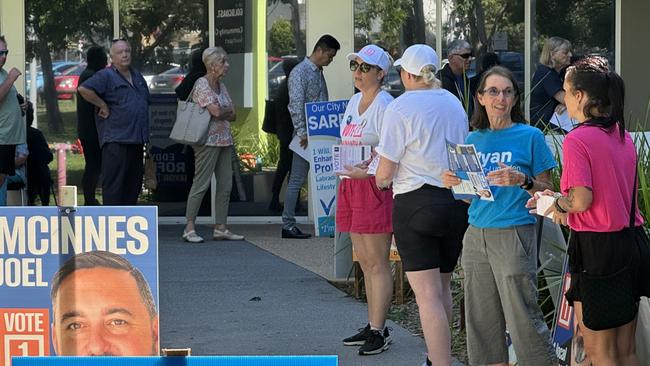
[175,47,207,101]
[25,100,53,205]
[532,55,650,365]
[78,39,150,205]
[442,66,557,365]
[0,35,25,205]
[268,57,300,211]
[530,36,572,130]
[281,34,340,239]
[50,251,159,356]
[77,46,108,205]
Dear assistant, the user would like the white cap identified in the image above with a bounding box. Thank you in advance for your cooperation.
[394,44,439,76]
[346,44,392,72]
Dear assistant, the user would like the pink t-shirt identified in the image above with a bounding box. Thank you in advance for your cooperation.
[560,124,643,232]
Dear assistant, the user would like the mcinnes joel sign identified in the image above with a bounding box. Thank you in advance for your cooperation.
[0,207,159,366]
[215,0,252,54]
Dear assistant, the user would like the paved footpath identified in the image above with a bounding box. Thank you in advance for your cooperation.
[158,224,463,365]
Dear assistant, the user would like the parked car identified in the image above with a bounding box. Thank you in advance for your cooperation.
[149,66,187,94]
[26,61,78,98]
[54,62,86,100]
[267,56,298,100]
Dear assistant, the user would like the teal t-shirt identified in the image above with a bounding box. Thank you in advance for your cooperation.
[0,69,25,144]
[466,123,557,228]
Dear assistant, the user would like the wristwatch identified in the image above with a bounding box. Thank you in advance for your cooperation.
[520,174,534,190]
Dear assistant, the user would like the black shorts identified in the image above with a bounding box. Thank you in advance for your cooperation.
[0,145,16,176]
[565,227,650,306]
[392,185,469,272]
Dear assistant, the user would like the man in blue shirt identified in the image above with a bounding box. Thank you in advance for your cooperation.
[78,39,150,205]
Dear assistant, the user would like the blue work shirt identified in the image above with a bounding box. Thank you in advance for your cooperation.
[81,66,150,147]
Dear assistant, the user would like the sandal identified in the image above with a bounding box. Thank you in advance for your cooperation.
[182,230,204,243]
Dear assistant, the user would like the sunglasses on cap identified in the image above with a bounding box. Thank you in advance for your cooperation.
[349,60,378,73]
[454,53,472,59]
[0,50,8,57]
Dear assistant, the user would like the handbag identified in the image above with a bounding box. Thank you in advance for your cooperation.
[169,84,211,145]
[580,156,643,330]
[262,99,277,134]
[143,145,157,191]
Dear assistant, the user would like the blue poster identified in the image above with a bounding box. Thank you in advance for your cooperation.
[0,206,159,366]
[305,100,347,237]
[551,259,586,365]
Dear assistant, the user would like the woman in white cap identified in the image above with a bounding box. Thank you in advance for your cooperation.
[336,44,395,356]
[375,44,469,366]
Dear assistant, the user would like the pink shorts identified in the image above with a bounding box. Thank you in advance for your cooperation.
[336,176,393,234]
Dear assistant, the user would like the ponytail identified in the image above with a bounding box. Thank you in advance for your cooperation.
[607,71,626,139]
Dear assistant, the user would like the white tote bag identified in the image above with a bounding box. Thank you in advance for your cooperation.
[169,86,211,145]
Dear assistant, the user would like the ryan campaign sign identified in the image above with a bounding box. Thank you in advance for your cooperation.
[305,100,347,237]
[0,206,159,366]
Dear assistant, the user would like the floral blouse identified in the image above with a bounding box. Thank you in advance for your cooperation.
[192,77,234,146]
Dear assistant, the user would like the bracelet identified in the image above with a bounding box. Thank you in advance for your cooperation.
[554,196,568,214]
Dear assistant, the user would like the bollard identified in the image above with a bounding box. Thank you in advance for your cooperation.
[56,143,67,194]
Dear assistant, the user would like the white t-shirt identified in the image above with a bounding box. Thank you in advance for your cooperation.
[376,88,469,195]
[340,90,394,146]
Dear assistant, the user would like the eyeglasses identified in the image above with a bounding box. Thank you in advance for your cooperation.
[111,38,127,43]
[0,50,8,57]
[349,60,377,73]
[454,53,472,59]
[481,87,516,98]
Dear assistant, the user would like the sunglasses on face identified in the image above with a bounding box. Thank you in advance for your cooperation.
[0,50,8,57]
[454,53,472,59]
[481,87,516,98]
[111,37,127,43]
[349,60,377,73]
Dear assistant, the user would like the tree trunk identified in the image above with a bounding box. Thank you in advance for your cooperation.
[35,30,63,134]
[289,0,305,57]
[412,0,426,44]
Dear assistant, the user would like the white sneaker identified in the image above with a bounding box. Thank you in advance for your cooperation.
[213,229,244,240]
[182,230,204,243]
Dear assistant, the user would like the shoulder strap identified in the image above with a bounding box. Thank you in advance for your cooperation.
[630,150,638,228]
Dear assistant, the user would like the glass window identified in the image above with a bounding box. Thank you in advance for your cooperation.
[118,0,209,215]
[266,0,306,100]
[24,0,113,205]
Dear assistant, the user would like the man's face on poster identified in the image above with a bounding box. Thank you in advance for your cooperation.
[51,267,159,356]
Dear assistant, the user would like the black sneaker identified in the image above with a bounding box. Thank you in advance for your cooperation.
[342,324,370,346]
[358,328,391,355]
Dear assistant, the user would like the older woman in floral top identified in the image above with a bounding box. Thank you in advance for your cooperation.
[182,47,244,242]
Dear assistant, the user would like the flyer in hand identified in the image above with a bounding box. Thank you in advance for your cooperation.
[446,140,494,201]
[331,144,373,173]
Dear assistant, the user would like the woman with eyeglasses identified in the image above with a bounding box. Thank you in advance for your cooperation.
[375,44,469,366]
[442,66,557,365]
[530,56,650,365]
[335,44,395,356]
[530,36,572,131]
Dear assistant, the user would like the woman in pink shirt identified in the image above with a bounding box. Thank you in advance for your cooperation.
[533,56,650,365]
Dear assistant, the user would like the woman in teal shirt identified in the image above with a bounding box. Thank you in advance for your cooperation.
[442,66,557,365]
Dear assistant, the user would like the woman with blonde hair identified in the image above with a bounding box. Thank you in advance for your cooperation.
[530,36,572,130]
[375,44,469,366]
[182,47,244,243]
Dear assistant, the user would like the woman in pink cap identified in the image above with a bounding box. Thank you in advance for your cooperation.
[336,44,395,356]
